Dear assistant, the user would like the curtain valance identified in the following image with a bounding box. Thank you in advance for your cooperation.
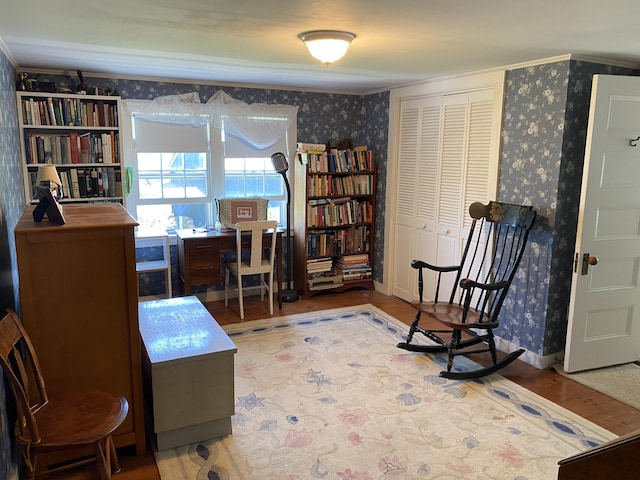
[123,91,298,150]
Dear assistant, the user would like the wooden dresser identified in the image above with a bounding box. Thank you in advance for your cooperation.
[14,203,145,458]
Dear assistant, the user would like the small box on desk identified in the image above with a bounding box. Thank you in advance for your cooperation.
[138,296,237,451]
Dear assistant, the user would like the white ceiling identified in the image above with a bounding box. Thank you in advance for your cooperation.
[3,0,640,94]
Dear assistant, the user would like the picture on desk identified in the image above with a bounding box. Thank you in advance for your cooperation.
[217,197,269,229]
[232,202,257,223]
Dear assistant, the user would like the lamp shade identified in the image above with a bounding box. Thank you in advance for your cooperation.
[270,152,289,174]
[298,30,356,66]
[36,164,62,186]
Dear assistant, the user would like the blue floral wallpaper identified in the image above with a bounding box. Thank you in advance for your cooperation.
[498,60,639,357]
[0,46,22,480]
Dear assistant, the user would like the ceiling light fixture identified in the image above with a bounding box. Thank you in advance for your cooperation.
[297,30,356,66]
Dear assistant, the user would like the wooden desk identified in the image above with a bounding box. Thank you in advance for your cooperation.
[176,228,283,308]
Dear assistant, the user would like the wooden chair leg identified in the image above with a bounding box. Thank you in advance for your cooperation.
[108,435,121,474]
[224,268,229,307]
[268,272,273,315]
[24,449,37,480]
[238,276,244,319]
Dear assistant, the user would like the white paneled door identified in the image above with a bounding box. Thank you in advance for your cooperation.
[564,74,640,372]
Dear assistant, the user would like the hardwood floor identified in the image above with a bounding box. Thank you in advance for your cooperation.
[50,290,640,479]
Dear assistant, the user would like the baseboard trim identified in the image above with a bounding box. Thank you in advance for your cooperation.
[494,336,563,369]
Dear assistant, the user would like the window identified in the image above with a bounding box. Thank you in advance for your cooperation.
[122,106,296,233]
[221,129,289,227]
[128,118,212,231]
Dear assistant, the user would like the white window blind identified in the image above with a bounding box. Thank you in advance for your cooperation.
[133,119,209,152]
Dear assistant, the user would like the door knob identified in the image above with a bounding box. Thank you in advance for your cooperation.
[580,253,598,275]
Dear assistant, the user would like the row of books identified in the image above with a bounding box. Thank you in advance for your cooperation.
[306,258,343,291]
[307,174,374,196]
[21,97,119,128]
[25,132,119,165]
[306,199,373,227]
[298,148,374,173]
[335,254,372,282]
[31,167,122,199]
[305,253,372,290]
[307,226,370,256]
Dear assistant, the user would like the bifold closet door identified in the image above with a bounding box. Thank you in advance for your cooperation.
[393,89,498,302]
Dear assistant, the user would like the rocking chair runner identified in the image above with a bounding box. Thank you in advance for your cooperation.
[397,201,536,380]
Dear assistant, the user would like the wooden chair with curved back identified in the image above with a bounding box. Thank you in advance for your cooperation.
[396,201,537,380]
[0,309,129,479]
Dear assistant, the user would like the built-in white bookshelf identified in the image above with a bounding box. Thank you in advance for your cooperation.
[17,91,124,205]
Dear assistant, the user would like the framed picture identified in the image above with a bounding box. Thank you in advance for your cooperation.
[217,197,268,229]
[231,201,258,223]
[32,185,66,225]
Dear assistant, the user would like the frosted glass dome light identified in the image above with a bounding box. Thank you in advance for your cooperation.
[298,30,356,66]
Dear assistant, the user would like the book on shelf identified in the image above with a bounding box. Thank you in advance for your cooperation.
[90,169,100,196]
[335,254,372,282]
[107,168,116,197]
[339,253,370,263]
[114,170,122,197]
[69,132,80,163]
[77,169,87,197]
[307,271,343,290]
[297,142,326,152]
[69,169,81,198]
[306,257,333,273]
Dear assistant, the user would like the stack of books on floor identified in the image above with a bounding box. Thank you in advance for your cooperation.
[307,257,343,291]
[336,254,372,282]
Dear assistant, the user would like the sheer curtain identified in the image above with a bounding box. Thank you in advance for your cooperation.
[123,91,298,148]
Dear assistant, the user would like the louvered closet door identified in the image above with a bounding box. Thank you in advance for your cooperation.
[461,90,497,298]
[393,88,497,302]
[393,97,442,300]
[435,89,496,298]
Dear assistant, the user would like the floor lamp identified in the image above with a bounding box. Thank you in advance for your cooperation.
[271,152,300,302]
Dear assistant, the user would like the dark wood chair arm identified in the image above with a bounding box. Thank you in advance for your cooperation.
[459,278,509,291]
[411,259,460,273]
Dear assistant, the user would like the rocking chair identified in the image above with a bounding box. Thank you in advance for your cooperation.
[397,201,536,380]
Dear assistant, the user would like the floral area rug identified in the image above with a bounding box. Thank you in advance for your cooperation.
[154,304,615,480]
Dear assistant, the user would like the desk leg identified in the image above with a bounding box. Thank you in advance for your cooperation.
[179,274,192,296]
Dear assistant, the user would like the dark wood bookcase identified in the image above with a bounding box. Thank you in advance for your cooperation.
[293,147,376,298]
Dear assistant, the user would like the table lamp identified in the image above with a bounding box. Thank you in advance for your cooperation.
[36,164,63,199]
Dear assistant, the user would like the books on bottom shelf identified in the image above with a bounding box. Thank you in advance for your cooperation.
[307,272,343,290]
[336,254,372,282]
[306,257,333,273]
[307,257,343,290]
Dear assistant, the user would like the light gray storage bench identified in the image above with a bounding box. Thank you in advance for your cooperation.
[139,296,237,451]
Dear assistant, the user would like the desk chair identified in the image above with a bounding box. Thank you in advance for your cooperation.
[0,309,129,479]
[397,201,536,379]
[224,220,278,319]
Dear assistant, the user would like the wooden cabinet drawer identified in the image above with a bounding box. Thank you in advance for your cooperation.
[189,255,220,283]
[185,239,220,284]
[188,239,219,255]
